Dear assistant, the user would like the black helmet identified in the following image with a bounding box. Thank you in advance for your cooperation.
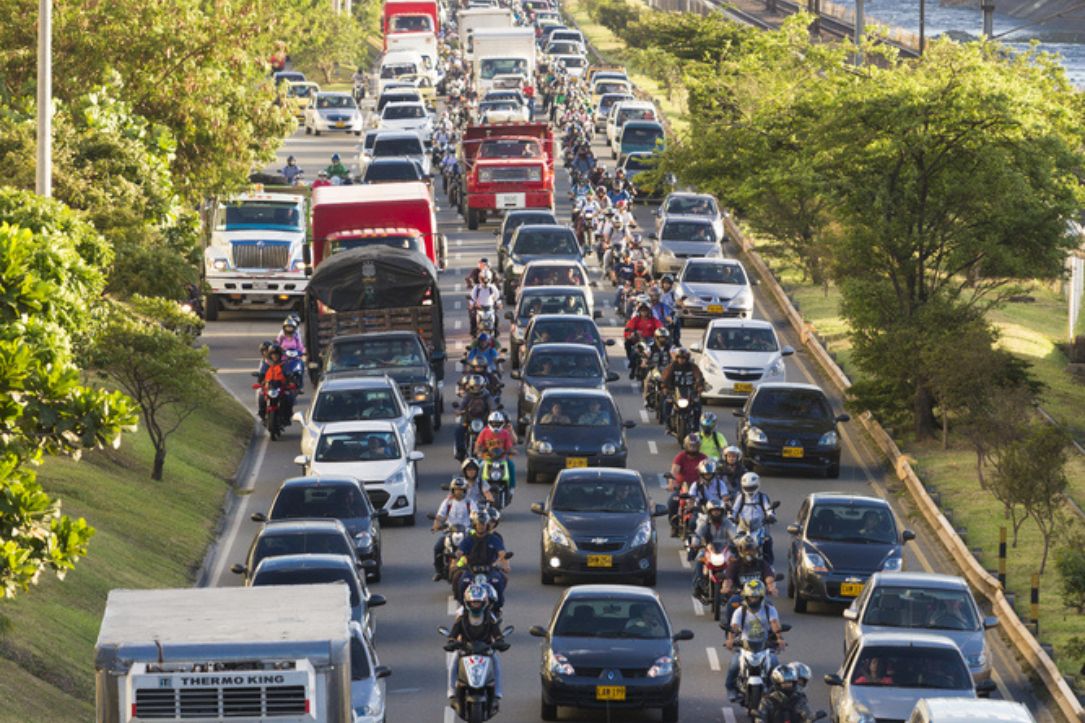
[267,343,283,358]
[674,346,691,361]
[653,327,670,344]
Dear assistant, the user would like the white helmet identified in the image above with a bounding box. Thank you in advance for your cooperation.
[480,268,493,283]
[740,472,760,495]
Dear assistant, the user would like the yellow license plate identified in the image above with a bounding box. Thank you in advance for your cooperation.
[565,457,588,468]
[733,382,753,393]
[587,554,612,568]
[596,685,626,701]
[840,582,864,597]
[335,121,345,127]
[707,304,723,314]
[782,446,804,458]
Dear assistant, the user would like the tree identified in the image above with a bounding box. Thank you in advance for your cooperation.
[91,296,212,481]
[290,2,371,84]
[1055,535,1085,614]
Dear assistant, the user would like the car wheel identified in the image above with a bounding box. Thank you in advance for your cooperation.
[417,415,435,444]
[204,294,220,322]
[314,128,321,136]
[642,568,657,587]
[516,421,526,437]
[662,701,679,723]
[541,568,556,585]
[793,587,807,613]
[370,564,382,584]
[402,507,416,527]
[467,208,480,230]
[540,697,558,721]
[826,462,841,479]
[786,568,795,599]
[305,125,312,135]
[526,463,539,484]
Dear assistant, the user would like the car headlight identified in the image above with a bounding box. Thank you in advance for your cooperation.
[647,655,674,678]
[524,386,539,403]
[211,257,230,271]
[767,357,785,376]
[853,714,876,723]
[882,556,903,572]
[548,650,575,676]
[386,468,408,486]
[548,521,573,548]
[355,531,374,548]
[364,700,383,717]
[818,430,839,448]
[705,246,722,258]
[746,425,768,444]
[730,288,752,309]
[601,442,618,456]
[701,355,720,375]
[803,549,828,573]
[660,246,675,258]
[412,383,431,401]
[966,652,987,668]
[535,440,553,454]
[631,520,651,547]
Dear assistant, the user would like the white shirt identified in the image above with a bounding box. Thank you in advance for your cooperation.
[437,496,474,527]
[729,603,779,639]
[470,283,501,308]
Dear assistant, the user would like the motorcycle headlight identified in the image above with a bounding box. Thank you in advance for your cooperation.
[881,556,903,572]
[767,357,785,376]
[535,440,553,454]
[647,656,674,678]
[548,521,573,548]
[747,425,768,444]
[601,442,618,456]
[524,386,539,403]
[631,520,651,547]
[548,650,575,676]
[412,383,431,401]
[211,257,230,271]
[803,550,828,573]
[354,531,373,549]
[818,430,839,448]
[470,418,485,433]
[676,397,690,409]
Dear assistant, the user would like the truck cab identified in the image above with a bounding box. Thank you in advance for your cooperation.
[464,158,553,230]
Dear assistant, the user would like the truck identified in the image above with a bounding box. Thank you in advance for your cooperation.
[203,190,308,321]
[309,183,446,271]
[382,0,439,47]
[468,27,535,72]
[457,7,514,57]
[95,585,356,723]
[457,122,555,229]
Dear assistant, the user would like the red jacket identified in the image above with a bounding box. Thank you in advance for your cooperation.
[624,315,662,341]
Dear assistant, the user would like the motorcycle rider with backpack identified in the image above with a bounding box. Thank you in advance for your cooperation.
[660,346,705,436]
[432,477,477,581]
[445,584,509,707]
[454,509,510,610]
[724,580,786,704]
[690,498,735,596]
[731,472,777,564]
[468,269,502,336]
[756,666,818,722]
[454,375,498,461]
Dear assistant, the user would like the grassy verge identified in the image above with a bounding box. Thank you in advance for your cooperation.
[0,385,251,722]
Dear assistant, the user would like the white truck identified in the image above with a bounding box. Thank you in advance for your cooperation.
[95,585,358,723]
[471,28,536,95]
[203,190,307,321]
[457,7,514,59]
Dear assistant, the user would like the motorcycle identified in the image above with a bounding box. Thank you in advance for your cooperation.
[439,625,513,723]
[644,366,663,415]
[480,457,511,510]
[734,503,780,566]
[428,515,468,582]
[752,712,827,723]
[700,539,732,621]
[254,379,294,441]
[282,349,306,390]
[733,624,791,716]
[670,386,701,442]
[474,303,498,337]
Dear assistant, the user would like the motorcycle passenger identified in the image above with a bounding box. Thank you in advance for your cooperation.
[325,153,350,182]
[698,412,729,461]
[433,478,477,580]
[724,580,786,703]
[474,411,517,493]
[454,509,510,609]
[691,498,734,595]
[465,333,500,374]
[454,375,497,461]
[667,433,707,537]
[731,472,777,564]
[647,285,674,328]
[445,583,509,705]
[660,346,704,435]
[465,258,491,289]
[255,339,275,420]
[721,533,777,598]
[757,665,816,722]
[260,343,294,421]
[276,315,306,388]
[461,457,493,505]
[570,146,595,178]
[623,302,663,378]
[658,274,681,339]
[468,269,502,336]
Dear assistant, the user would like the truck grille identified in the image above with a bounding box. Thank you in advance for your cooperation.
[134,685,307,718]
[231,241,291,270]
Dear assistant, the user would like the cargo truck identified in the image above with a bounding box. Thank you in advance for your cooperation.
[382,0,439,45]
[457,122,555,229]
[470,27,536,94]
[457,7,514,57]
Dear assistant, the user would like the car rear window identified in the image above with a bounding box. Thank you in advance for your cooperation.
[528,320,600,347]
[551,478,646,513]
[749,388,832,420]
[364,161,422,183]
[513,230,579,256]
[327,338,425,370]
[522,265,585,287]
[253,532,351,569]
[535,396,616,427]
[383,104,425,119]
[622,125,663,145]
[315,430,400,462]
[502,213,556,243]
[706,326,777,352]
[863,586,978,631]
[525,350,601,378]
[807,504,896,545]
[662,220,715,242]
[313,388,399,422]
[684,263,743,285]
[271,485,371,520]
[666,196,718,216]
[518,293,589,319]
[373,137,424,156]
[554,598,668,639]
[252,570,360,607]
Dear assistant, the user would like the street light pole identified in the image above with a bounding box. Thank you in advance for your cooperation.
[919,0,926,53]
[981,0,995,36]
[854,0,865,64]
[36,0,52,198]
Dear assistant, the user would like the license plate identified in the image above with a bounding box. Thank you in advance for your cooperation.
[496,192,525,209]
[782,446,804,458]
[587,554,612,568]
[565,457,588,468]
[596,685,625,701]
[335,121,345,128]
[733,382,753,393]
[840,581,864,597]
[707,304,724,314]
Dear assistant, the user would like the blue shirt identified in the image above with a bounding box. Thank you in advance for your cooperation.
[459,531,505,560]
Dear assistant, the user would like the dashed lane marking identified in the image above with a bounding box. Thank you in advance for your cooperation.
[454,319,463,330]
[648,440,658,455]
[691,596,704,616]
[657,473,667,488]
[639,409,650,423]
[722,705,737,723]
[680,549,692,570]
[706,646,721,672]
[447,595,458,616]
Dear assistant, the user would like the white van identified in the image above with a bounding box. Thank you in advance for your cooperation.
[908,698,1035,723]
[379,50,432,93]
[606,100,658,155]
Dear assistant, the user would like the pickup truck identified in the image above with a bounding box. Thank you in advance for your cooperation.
[457,122,555,230]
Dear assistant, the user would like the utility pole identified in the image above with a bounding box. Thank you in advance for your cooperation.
[36,0,52,198]
[981,0,995,36]
[919,0,926,53]
[854,0,865,65]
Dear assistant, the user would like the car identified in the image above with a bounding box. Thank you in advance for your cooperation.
[735,382,850,477]
[248,553,386,635]
[843,572,998,681]
[507,286,597,366]
[513,343,619,433]
[519,259,594,311]
[592,77,633,104]
[544,40,585,57]
[516,313,615,371]
[538,23,569,46]
[359,129,383,164]
[656,192,725,242]
[618,152,662,199]
[252,476,386,581]
[530,584,693,722]
[478,99,530,123]
[549,28,585,46]
[365,130,431,176]
[295,375,420,461]
[273,70,305,86]
[607,100,658,153]
[650,215,723,276]
[360,156,428,185]
[908,698,1034,723]
[531,468,667,586]
[525,388,634,484]
[230,519,365,585]
[615,120,665,164]
[691,319,793,402]
[595,92,635,132]
[674,257,755,323]
[296,421,424,526]
[553,54,588,78]
[304,91,363,136]
[825,632,995,722]
[349,620,392,722]
[787,493,916,613]
[495,209,558,270]
[283,80,320,118]
[378,101,433,141]
[481,89,526,106]
[502,224,584,302]
[375,87,424,118]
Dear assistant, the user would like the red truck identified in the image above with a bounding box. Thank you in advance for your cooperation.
[457,122,555,230]
[382,0,440,48]
[309,183,446,271]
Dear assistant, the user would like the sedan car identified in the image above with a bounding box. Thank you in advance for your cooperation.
[530,584,693,722]
[361,130,431,176]
[691,319,793,402]
[495,209,559,270]
[360,156,427,185]
[531,468,667,586]
[253,476,386,580]
[825,632,995,723]
[283,80,319,117]
[650,215,722,276]
[296,421,424,526]
[507,286,596,366]
[513,343,619,433]
[656,192,725,242]
[787,493,916,612]
[295,375,420,460]
[304,91,363,136]
[595,92,635,132]
[675,257,754,323]
[349,620,392,722]
[519,259,594,310]
[516,313,614,370]
[502,224,584,302]
[526,388,634,484]
[230,518,365,585]
[735,382,850,477]
[378,101,433,141]
[843,572,998,681]
[553,54,588,77]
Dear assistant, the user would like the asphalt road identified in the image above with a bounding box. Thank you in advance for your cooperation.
[200,117,1053,722]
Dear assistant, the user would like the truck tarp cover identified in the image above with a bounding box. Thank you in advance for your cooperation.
[308,246,436,311]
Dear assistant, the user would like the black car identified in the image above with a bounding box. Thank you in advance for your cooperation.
[530,584,693,722]
[495,209,558,271]
[360,156,427,184]
[319,332,445,444]
[513,343,618,435]
[252,476,387,581]
[230,518,369,584]
[531,468,667,586]
[526,388,634,484]
[515,313,615,370]
[734,382,850,478]
[502,224,583,302]
[787,493,915,613]
[507,286,596,367]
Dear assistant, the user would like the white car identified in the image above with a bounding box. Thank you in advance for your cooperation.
[691,319,793,401]
[607,100,658,157]
[296,421,423,525]
[656,192,725,244]
[359,130,431,177]
[478,99,530,123]
[675,257,754,322]
[294,375,422,460]
[304,91,363,136]
[378,101,433,141]
[518,259,594,313]
[553,54,588,78]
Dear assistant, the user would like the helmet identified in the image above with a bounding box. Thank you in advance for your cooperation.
[464,583,492,625]
[653,327,671,344]
[736,533,760,562]
[723,445,742,462]
[450,477,468,492]
[470,509,490,528]
[647,286,661,300]
[698,459,717,479]
[259,339,275,355]
[636,301,651,314]
[477,333,492,347]
[674,346,691,361]
[487,410,506,429]
[487,506,501,527]
[331,153,341,162]
[660,274,674,285]
[465,374,486,394]
[461,457,481,475]
[683,433,702,453]
[741,472,760,495]
[704,498,724,515]
[480,269,493,283]
[287,155,296,163]
[788,661,812,688]
[318,169,329,178]
[700,411,718,434]
[772,665,798,692]
[595,185,607,196]
[267,343,283,358]
[742,579,766,612]
[282,316,297,331]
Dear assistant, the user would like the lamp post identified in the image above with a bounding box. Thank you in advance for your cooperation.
[854,0,865,64]
[982,0,995,36]
[919,0,926,53]
[36,0,52,197]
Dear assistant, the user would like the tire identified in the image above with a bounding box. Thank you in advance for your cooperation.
[305,125,312,135]
[711,581,722,621]
[467,701,483,723]
[516,421,526,437]
[675,416,688,446]
[370,559,382,584]
[746,684,762,715]
[642,568,657,587]
[434,396,443,431]
[204,294,220,321]
[526,463,539,484]
[541,697,558,721]
[314,129,321,136]
[467,208,480,230]
[793,588,808,613]
[826,462,841,478]
[402,510,416,527]
[662,701,679,723]
[417,415,436,445]
[786,570,795,599]
[541,568,556,585]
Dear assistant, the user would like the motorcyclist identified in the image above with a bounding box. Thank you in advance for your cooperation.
[623,302,663,377]
[351,66,367,100]
[658,274,681,339]
[260,343,294,421]
[280,155,303,184]
[433,477,477,580]
[460,457,493,505]
[454,375,498,461]
[688,459,731,510]
[731,472,777,564]
[326,153,350,182]
[699,412,729,462]
[724,580,786,703]
[691,498,735,597]
[474,411,517,493]
[465,333,500,374]
[756,666,816,722]
[445,583,509,706]
[255,339,275,420]
[454,509,510,609]
[667,433,707,538]
[465,258,492,289]
[647,285,673,327]
[311,169,332,188]
[721,533,777,598]
[570,146,595,178]
[468,269,502,336]
[660,346,705,435]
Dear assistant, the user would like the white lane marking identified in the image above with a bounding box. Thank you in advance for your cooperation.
[648,440,658,455]
[454,301,462,310]
[454,319,463,330]
[456,238,463,247]
[454,282,463,292]
[990,666,1013,703]
[207,432,269,585]
[628,380,639,390]
[657,473,667,488]
[722,705,737,723]
[680,549,692,570]
[639,409,650,423]
[707,646,721,672]
[691,596,704,616]
[444,706,455,723]
[447,595,458,616]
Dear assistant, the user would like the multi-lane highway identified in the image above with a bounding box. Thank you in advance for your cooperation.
[199,118,1052,722]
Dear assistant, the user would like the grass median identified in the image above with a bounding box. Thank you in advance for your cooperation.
[0,385,251,722]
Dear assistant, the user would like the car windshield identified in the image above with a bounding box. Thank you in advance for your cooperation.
[559,56,586,68]
[328,234,424,254]
[806,504,897,545]
[479,140,541,159]
[253,571,360,608]
[379,94,420,111]
[862,586,979,631]
[327,338,426,370]
[252,532,352,569]
[217,201,301,232]
[596,82,628,95]
[502,214,555,243]
[525,351,602,378]
[380,63,417,79]
[623,126,663,145]
[750,388,832,420]
[523,265,585,287]
[600,94,633,114]
[662,221,715,242]
[288,84,316,98]
[271,485,370,520]
[482,101,517,112]
[850,646,970,690]
[518,293,588,320]
[684,263,743,284]
[707,326,778,352]
[624,155,653,171]
[312,389,400,422]
[392,14,432,31]
[552,478,646,513]
[317,95,355,109]
[619,108,656,124]
[373,137,424,156]
[480,58,527,79]
[666,196,717,216]
[364,162,422,183]
[535,396,616,427]
[513,230,579,256]
[383,104,425,119]
[548,42,579,54]
[554,598,668,639]
[363,133,380,151]
[528,320,599,347]
[315,430,400,462]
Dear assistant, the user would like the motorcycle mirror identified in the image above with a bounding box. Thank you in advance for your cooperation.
[529,625,548,638]
[427,512,438,520]
[440,483,450,492]
[502,625,514,636]
[530,502,546,515]
[250,512,268,523]
[652,503,667,517]
[778,623,792,633]
[814,712,828,721]
[250,372,261,379]
[437,625,451,637]
[451,401,460,409]
[605,339,616,346]
[230,563,246,575]
[367,594,387,608]
[503,551,514,559]
[663,472,675,480]
[823,674,844,687]
[375,665,392,679]
[504,311,514,320]
[771,500,781,510]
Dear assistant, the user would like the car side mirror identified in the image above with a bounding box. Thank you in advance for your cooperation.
[672,629,694,641]
[437,625,451,637]
[786,523,800,535]
[652,503,668,517]
[902,529,916,543]
[648,232,658,240]
[529,625,548,638]
[409,450,425,462]
[622,419,636,429]
[593,309,602,319]
[976,679,997,697]
[368,594,387,608]
[251,512,268,523]
[814,713,827,721]
[291,411,304,423]
[842,608,858,621]
[823,674,844,687]
[751,278,760,286]
[732,410,746,418]
[606,371,619,383]
[504,311,514,320]
[781,346,795,357]
[510,370,522,380]
[530,502,546,515]
[983,615,999,629]
[836,413,851,423]
[230,563,246,575]
[604,339,616,346]
[689,343,703,353]
[293,454,309,467]
[410,405,424,418]
[589,280,598,287]
[375,665,392,679]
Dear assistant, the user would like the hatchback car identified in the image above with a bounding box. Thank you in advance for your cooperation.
[531,469,667,586]
[363,131,431,176]
[502,225,584,302]
[530,584,693,722]
[595,92,635,132]
[691,319,793,402]
[656,192,725,242]
[843,572,998,681]
[378,101,433,141]
[360,156,427,184]
[349,620,392,722]
[908,698,1033,723]
[519,259,594,309]
[787,493,916,612]
[495,209,559,270]
[479,99,530,123]
[526,388,634,484]
[516,313,615,370]
[675,257,755,323]
[825,632,995,722]
[735,382,850,477]
[650,215,722,276]
[295,375,420,460]
[508,286,596,366]
[230,518,364,584]
[304,91,363,136]
[607,100,658,153]
[513,343,618,433]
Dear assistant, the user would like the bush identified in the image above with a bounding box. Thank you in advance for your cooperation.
[592,0,642,33]
[1056,542,1085,614]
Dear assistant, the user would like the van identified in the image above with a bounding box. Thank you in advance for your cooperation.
[908,698,1035,723]
[616,120,665,164]
[378,50,428,93]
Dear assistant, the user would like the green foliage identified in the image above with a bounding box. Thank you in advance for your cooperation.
[1056,538,1085,614]
[584,0,643,35]
[290,1,372,84]
[622,9,752,62]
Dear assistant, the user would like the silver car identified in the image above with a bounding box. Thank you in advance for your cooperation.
[349,620,391,722]
[674,257,755,323]
[843,572,999,682]
[295,375,421,459]
[656,192,725,242]
[649,215,722,276]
